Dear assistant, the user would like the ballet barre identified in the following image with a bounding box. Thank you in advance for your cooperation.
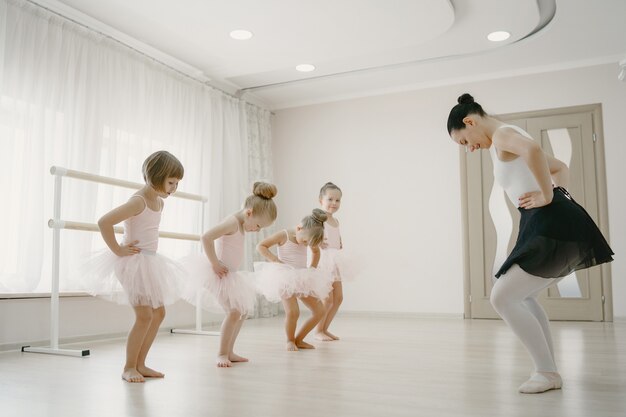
[48,166,206,201]
[22,166,215,359]
[46,219,201,242]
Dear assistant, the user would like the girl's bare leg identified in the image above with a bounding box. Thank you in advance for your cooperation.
[282,297,299,351]
[324,282,343,340]
[135,306,166,378]
[295,296,326,349]
[217,310,241,367]
[316,281,343,340]
[123,306,153,382]
[228,314,248,363]
[315,292,335,341]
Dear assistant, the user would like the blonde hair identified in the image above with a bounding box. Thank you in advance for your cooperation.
[319,182,342,198]
[301,208,327,247]
[244,182,278,221]
[142,151,184,192]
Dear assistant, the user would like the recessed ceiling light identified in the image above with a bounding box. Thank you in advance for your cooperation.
[487,31,510,42]
[230,30,253,40]
[295,64,315,72]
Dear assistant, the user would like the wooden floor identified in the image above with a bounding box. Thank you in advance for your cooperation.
[1,315,625,417]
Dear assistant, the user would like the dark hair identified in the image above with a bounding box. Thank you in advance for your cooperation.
[446,93,487,135]
[319,182,342,199]
[142,150,184,191]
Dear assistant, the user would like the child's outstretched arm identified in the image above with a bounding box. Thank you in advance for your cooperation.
[256,231,288,262]
[97,197,144,256]
[202,216,240,277]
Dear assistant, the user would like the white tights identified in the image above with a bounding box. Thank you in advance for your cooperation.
[490,264,563,373]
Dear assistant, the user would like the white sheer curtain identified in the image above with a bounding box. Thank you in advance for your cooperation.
[244,103,280,318]
[0,0,276,321]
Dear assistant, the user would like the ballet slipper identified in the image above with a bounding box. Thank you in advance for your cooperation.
[518,372,562,394]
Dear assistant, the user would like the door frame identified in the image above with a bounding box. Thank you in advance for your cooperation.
[460,103,613,321]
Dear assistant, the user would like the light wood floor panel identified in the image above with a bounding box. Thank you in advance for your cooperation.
[1,316,625,417]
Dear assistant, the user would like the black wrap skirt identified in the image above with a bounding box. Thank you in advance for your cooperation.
[495,187,614,278]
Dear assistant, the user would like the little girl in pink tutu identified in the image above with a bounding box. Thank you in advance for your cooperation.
[314,182,358,341]
[255,208,333,351]
[183,182,277,367]
[82,151,185,383]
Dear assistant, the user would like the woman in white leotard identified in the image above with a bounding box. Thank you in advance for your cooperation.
[447,93,613,394]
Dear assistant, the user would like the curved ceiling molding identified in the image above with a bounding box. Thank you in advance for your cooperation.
[238,0,556,94]
[519,0,556,41]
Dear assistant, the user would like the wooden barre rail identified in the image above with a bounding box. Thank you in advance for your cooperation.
[50,166,207,202]
[48,219,201,241]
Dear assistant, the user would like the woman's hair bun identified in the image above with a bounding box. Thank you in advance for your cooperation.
[311,208,328,223]
[457,93,475,105]
[252,182,277,199]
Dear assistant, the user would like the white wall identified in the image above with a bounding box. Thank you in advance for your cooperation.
[0,297,222,350]
[272,63,626,318]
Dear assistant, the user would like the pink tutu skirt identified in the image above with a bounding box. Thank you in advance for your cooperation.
[254,262,333,303]
[80,249,185,308]
[318,248,359,282]
[180,254,257,315]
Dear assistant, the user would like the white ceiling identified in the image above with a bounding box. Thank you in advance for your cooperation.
[40,0,626,109]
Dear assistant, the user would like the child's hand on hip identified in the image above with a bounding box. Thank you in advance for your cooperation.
[116,240,140,256]
[212,261,229,277]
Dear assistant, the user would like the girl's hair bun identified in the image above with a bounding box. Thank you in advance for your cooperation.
[253,182,278,199]
[457,93,475,105]
[300,208,327,247]
[311,208,328,224]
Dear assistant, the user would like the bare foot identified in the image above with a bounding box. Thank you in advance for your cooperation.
[326,331,340,341]
[295,340,316,349]
[315,332,334,341]
[122,368,145,383]
[137,365,164,378]
[286,341,299,351]
[229,353,249,363]
[216,355,233,367]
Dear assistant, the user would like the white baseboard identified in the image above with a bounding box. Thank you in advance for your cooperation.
[0,320,223,353]
[336,311,464,320]
[269,310,464,320]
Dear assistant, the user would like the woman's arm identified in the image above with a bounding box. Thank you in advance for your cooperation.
[256,231,288,262]
[493,128,554,207]
[545,153,569,189]
[97,197,144,256]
